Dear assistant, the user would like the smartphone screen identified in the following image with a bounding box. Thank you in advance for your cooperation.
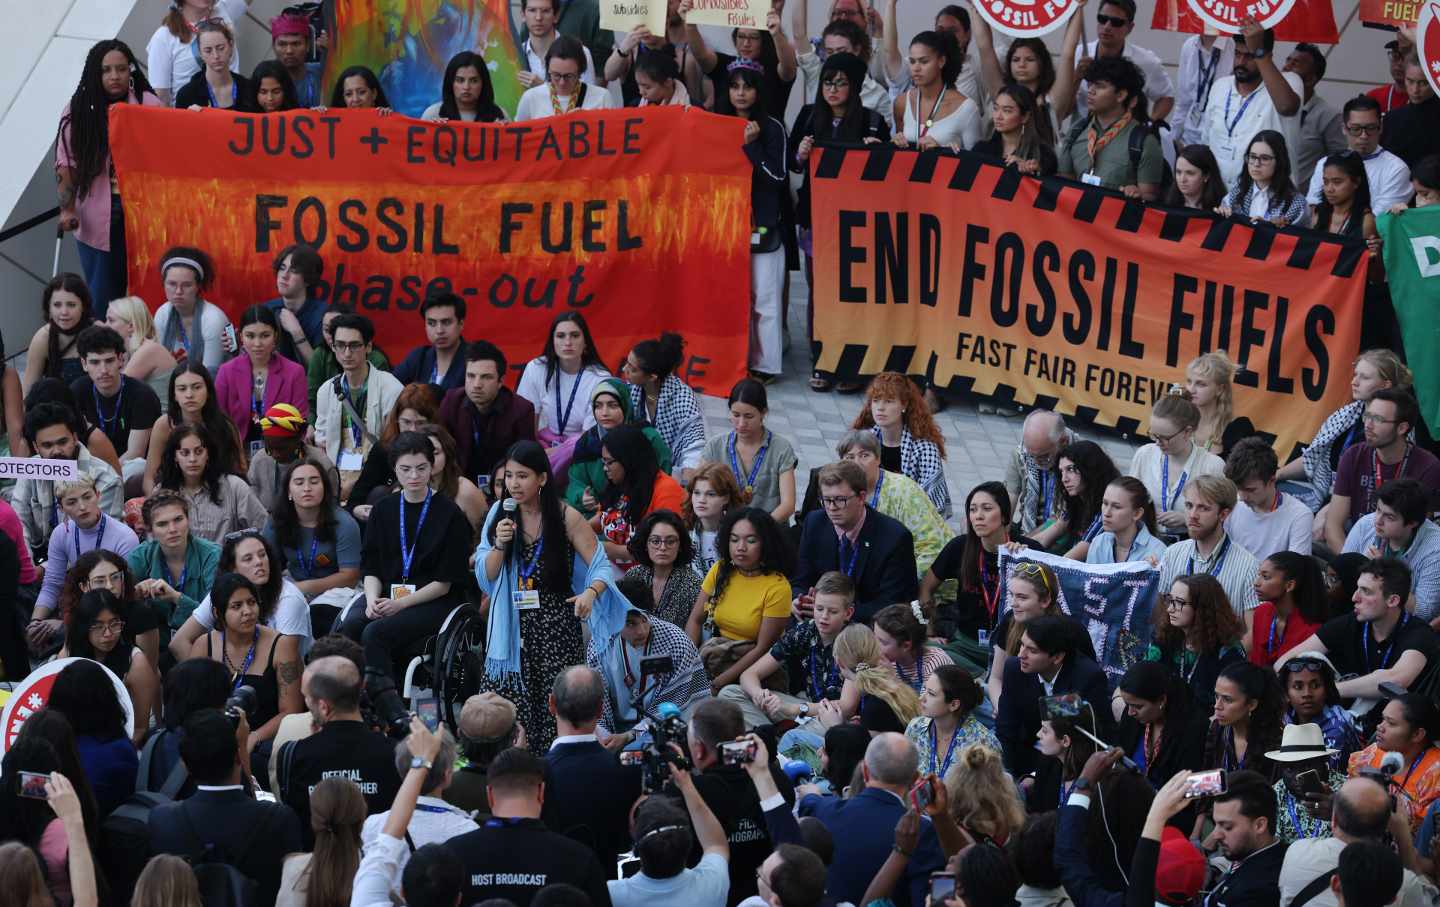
[18,771,50,800]
[930,872,956,902]
[1183,769,1227,799]
[911,778,934,812]
[417,698,440,732]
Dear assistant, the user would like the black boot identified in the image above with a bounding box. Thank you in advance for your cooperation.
[365,668,410,737]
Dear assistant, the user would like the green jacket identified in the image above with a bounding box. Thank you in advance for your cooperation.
[564,426,672,517]
[127,535,221,632]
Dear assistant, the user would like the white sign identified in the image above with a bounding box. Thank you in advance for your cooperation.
[0,657,134,763]
[0,457,78,481]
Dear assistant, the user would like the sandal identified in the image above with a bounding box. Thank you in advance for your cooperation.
[835,381,864,394]
[809,372,834,392]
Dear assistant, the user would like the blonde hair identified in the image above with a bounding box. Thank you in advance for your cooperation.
[1355,349,1413,391]
[1186,351,1236,451]
[945,744,1026,843]
[108,296,158,352]
[54,474,98,502]
[833,625,921,726]
[131,854,202,907]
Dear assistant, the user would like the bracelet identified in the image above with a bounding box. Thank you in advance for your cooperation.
[892,845,912,858]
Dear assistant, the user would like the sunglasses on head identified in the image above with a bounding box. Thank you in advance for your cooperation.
[1012,561,1052,595]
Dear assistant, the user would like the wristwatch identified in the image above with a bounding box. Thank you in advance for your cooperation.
[1072,777,1093,793]
[410,756,434,772]
[1250,45,1269,59]
[797,703,811,718]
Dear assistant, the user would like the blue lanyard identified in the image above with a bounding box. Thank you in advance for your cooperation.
[1195,45,1220,108]
[398,490,433,583]
[1187,535,1231,577]
[1224,86,1260,137]
[1161,455,1188,510]
[73,515,106,562]
[205,77,238,109]
[728,431,770,496]
[340,376,364,448]
[92,382,125,438]
[929,720,963,778]
[838,535,860,577]
[1285,794,1306,838]
[809,642,840,701]
[295,533,320,576]
[869,471,886,509]
[415,802,463,815]
[160,546,189,592]
[1364,613,1409,674]
[222,624,260,689]
[430,351,441,386]
[554,371,583,436]
[251,388,265,423]
[1266,609,1283,657]
[1082,512,1103,542]
[517,536,545,584]
[175,313,194,361]
[1038,471,1053,522]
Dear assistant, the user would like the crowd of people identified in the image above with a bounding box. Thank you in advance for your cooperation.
[3,0,1438,906]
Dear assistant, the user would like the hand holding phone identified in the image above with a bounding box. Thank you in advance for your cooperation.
[1182,769,1228,799]
[416,697,440,732]
[929,872,956,903]
[18,772,51,800]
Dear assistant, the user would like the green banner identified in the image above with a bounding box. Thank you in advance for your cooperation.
[1378,206,1440,435]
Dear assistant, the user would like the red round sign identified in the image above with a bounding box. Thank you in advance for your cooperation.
[1421,3,1440,98]
[973,0,1082,38]
[0,658,134,762]
[1184,0,1299,35]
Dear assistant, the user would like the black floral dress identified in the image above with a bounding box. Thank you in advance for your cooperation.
[483,533,585,752]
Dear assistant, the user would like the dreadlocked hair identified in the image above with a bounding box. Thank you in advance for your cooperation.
[58,40,153,199]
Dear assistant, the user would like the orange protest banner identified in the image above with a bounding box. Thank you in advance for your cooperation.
[809,147,1367,458]
[109,106,754,395]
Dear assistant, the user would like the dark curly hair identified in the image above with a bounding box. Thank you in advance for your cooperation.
[155,422,224,503]
[709,507,795,606]
[627,509,694,569]
[1058,441,1119,543]
[1151,573,1244,656]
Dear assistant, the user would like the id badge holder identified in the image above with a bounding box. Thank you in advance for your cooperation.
[1081,171,1103,186]
[978,629,990,649]
[390,583,416,600]
[516,590,541,610]
[338,450,364,470]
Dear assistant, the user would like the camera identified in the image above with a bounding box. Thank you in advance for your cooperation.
[225,685,258,726]
[627,701,692,792]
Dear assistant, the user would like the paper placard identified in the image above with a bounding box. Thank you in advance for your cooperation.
[602,0,667,36]
[0,457,78,481]
[686,0,763,29]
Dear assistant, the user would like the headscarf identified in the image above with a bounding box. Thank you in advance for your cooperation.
[574,378,630,461]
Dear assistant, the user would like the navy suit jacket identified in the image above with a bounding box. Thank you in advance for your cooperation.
[792,506,919,621]
[541,739,642,874]
[798,787,945,907]
[995,653,1114,777]
[148,788,303,905]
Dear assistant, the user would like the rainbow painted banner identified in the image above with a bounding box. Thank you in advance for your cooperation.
[323,0,525,118]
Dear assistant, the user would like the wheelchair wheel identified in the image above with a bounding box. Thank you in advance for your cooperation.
[435,604,485,728]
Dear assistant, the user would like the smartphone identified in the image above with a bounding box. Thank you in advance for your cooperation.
[910,777,935,813]
[720,740,757,766]
[640,655,675,677]
[18,771,50,800]
[619,750,647,767]
[1293,769,1325,798]
[478,475,491,493]
[929,872,956,903]
[416,697,440,732]
[1182,769,1228,799]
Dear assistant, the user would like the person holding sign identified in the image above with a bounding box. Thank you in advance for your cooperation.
[477,439,626,751]
[631,51,692,106]
[969,0,1086,146]
[515,37,615,120]
[889,29,980,151]
[329,65,393,112]
[683,0,798,121]
[341,432,471,695]
[1198,19,1302,191]
[605,8,707,107]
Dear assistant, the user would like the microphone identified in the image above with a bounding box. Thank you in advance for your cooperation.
[1380,750,1406,777]
[502,498,518,554]
[656,702,681,721]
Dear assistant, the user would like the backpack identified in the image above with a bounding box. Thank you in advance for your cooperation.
[99,730,190,903]
[180,808,265,907]
[1063,115,1174,196]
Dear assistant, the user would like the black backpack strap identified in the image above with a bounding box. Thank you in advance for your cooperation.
[276,740,297,804]
[1128,123,1146,170]
[405,830,417,854]
[159,753,189,800]
[137,729,165,793]
[1290,868,1338,907]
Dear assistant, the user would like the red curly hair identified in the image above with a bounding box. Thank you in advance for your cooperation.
[850,372,946,457]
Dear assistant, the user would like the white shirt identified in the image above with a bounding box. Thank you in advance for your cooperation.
[153,301,234,375]
[1127,442,1226,516]
[195,579,313,653]
[515,359,610,436]
[1304,147,1412,214]
[1224,492,1313,559]
[1071,41,1175,121]
[145,0,246,99]
[522,36,597,85]
[420,103,492,122]
[550,733,599,747]
[1159,533,1262,616]
[514,82,614,121]
[1200,72,1305,190]
[360,795,479,890]
[1279,836,1438,907]
[1172,35,1234,147]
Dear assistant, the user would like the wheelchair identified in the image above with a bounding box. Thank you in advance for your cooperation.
[330,593,486,730]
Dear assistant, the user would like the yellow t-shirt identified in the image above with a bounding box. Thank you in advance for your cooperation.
[701,563,792,641]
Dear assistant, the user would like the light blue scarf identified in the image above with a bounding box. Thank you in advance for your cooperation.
[475,502,630,684]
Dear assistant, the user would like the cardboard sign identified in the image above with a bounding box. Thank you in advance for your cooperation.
[1,658,134,761]
[0,457,78,481]
[602,0,667,36]
[972,0,1083,37]
[1185,0,1300,34]
[686,0,763,29]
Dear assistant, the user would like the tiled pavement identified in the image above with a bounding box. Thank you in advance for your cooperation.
[700,274,1143,531]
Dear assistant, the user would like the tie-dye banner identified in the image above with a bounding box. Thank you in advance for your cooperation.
[324,0,526,118]
[109,106,754,396]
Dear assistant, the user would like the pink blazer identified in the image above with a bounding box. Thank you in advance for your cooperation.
[214,353,308,438]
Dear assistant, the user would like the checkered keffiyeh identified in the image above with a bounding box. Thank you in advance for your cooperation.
[629,375,706,472]
[1300,400,1363,502]
[874,425,951,517]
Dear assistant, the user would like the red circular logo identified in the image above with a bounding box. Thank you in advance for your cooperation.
[974,0,1082,38]
[1185,0,1299,34]
[0,658,133,761]
[1421,3,1440,98]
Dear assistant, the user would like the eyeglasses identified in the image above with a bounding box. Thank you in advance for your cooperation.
[1345,124,1381,136]
[1246,153,1276,164]
[821,78,850,90]
[1150,426,1188,444]
[1361,412,1396,424]
[82,571,125,591]
[1163,594,1191,610]
[332,341,366,353]
[89,618,125,635]
[1096,13,1129,25]
[548,71,580,84]
[647,535,681,548]
[601,457,620,468]
[820,495,856,508]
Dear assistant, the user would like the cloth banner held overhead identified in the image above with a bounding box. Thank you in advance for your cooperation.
[322,0,526,119]
[808,145,1366,459]
[1377,206,1440,436]
[109,106,753,396]
[1151,0,1339,43]
[996,549,1159,688]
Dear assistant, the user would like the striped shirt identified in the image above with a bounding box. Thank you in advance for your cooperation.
[1159,533,1261,616]
[1343,517,1440,622]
